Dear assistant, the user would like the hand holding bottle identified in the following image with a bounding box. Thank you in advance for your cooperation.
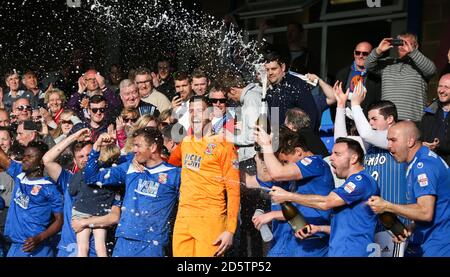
[269,186,291,203]
[367,195,389,214]
[295,224,327,240]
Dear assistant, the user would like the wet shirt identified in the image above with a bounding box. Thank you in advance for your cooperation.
[257,155,334,257]
[406,146,450,256]
[56,169,122,255]
[4,160,63,243]
[178,135,240,233]
[84,150,180,247]
[329,170,379,257]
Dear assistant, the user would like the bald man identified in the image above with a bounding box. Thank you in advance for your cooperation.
[420,73,450,165]
[67,69,122,121]
[335,41,381,114]
[368,121,450,257]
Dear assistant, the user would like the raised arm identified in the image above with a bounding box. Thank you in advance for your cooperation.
[365,38,393,74]
[84,133,127,186]
[42,128,91,182]
[408,48,437,80]
[270,186,346,211]
[350,81,388,149]
[255,127,302,182]
[307,73,336,106]
[0,147,11,171]
[333,81,349,140]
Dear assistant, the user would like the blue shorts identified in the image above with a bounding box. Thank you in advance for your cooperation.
[113,237,164,257]
[7,242,54,257]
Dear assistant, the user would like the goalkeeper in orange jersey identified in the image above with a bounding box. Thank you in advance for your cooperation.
[172,95,240,257]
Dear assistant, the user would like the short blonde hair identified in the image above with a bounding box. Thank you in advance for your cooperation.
[99,144,121,166]
[120,107,139,119]
[44,88,66,104]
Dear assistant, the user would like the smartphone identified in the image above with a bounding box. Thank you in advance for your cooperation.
[175,92,181,99]
[391,38,404,47]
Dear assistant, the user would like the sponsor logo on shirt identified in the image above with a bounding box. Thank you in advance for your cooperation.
[158,173,168,184]
[14,190,29,209]
[31,185,42,196]
[300,157,312,166]
[365,154,387,166]
[356,175,362,181]
[184,153,202,171]
[205,143,217,155]
[135,179,160,197]
[418,173,428,187]
[417,162,424,169]
[344,182,356,194]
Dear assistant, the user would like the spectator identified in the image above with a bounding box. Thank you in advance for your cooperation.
[106,64,123,93]
[153,57,176,100]
[41,88,66,129]
[264,51,320,133]
[0,109,11,127]
[11,98,33,124]
[191,68,210,96]
[365,33,437,122]
[3,70,27,113]
[22,70,45,109]
[67,69,122,121]
[420,73,450,165]
[134,67,171,112]
[171,72,194,131]
[119,79,159,117]
[335,41,381,114]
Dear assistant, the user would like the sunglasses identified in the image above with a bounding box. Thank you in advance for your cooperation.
[60,120,73,125]
[122,117,138,123]
[209,98,227,104]
[90,108,106,114]
[159,122,169,128]
[354,51,369,57]
[17,105,32,111]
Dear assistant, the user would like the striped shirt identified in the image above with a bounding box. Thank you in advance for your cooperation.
[365,48,437,122]
[364,146,409,231]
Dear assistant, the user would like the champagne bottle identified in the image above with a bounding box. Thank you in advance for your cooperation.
[281,202,308,233]
[379,212,407,237]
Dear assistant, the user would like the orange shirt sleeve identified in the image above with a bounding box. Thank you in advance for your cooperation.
[220,142,240,233]
[168,144,182,167]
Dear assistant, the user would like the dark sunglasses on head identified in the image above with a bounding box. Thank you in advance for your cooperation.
[91,108,106,114]
[60,120,73,125]
[17,105,32,111]
[209,98,227,104]
[354,51,369,57]
[122,116,138,123]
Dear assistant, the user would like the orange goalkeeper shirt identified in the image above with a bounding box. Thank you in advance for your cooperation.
[178,134,240,233]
